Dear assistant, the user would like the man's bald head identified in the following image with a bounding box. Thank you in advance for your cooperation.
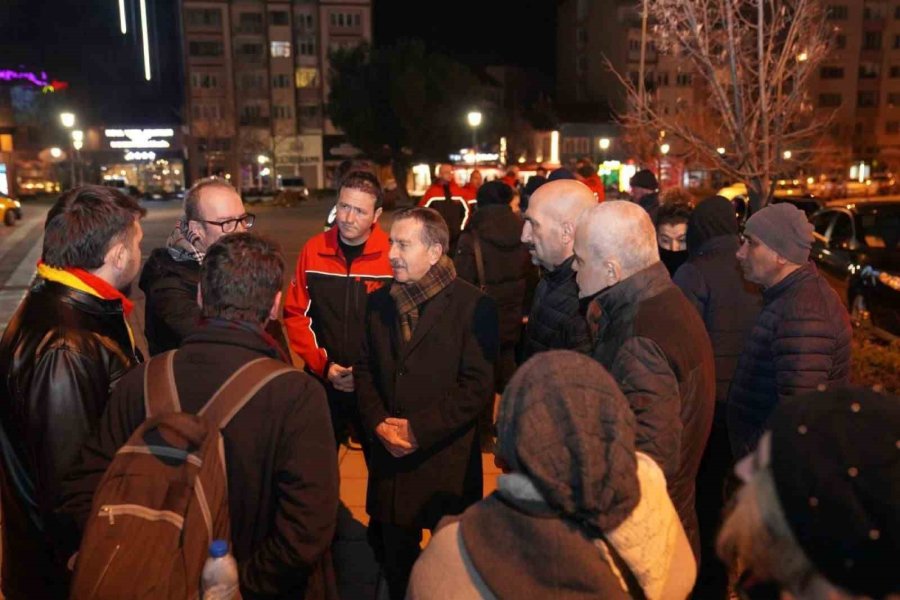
[573,201,660,297]
[522,180,596,270]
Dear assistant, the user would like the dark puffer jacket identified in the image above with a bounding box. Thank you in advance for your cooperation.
[674,237,762,405]
[522,256,592,360]
[588,262,715,558]
[455,204,534,347]
[727,262,852,459]
[139,248,201,356]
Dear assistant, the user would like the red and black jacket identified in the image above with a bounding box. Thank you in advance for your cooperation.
[284,225,393,378]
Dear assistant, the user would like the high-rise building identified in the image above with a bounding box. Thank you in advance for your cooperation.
[558,0,900,176]
[180,0,371,189]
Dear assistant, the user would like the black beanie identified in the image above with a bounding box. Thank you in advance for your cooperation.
[476,180,514,208]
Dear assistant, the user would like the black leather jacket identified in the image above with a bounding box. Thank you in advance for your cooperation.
[0,278,140,599]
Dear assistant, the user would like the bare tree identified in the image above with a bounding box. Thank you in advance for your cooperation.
[611,0,831,211]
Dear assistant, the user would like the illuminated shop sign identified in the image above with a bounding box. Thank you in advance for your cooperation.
[124,151,157,161]
[0,69,69,93]
[105,128,174,149]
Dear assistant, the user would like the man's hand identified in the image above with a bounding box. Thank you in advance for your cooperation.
[327,363,355,392]
[385,417,418,450]
[375,421,415,457]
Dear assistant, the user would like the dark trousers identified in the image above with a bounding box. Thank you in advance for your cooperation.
[367,520,424,600]
[694,405,735,599]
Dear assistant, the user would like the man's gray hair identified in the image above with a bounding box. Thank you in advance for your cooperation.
[392,207,451,255]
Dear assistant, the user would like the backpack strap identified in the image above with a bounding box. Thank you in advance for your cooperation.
[143,350,181,418]
[472,230,487,292]
[198,357,295,429]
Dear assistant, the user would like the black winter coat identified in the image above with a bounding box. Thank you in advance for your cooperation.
[138,248,200,356]
[522,256,592,360]
[58,322,339,599]
[727,263,852,459]
[588,262,715,558]
[455,205,535,347]
[355,279,498,529]
[673,235,763,404]
[0,279,140,600]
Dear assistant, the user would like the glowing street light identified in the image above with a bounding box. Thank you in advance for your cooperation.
[72,130,84,144]
[60,112,76,128]
[797,51,809,62]
[467,110,483,167]
[660,143,671,155]
[50,147,63,159]
[257,154,269,165]
[716,147,726,155]
[599,138,611,150]
[783,150,793,160]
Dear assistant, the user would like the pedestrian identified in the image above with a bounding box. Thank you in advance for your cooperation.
[629,169,661,223]
[519,173,546,213]
[418,164,471,254]
[727,202,852,460]
[0,185,145,599]
[407,351,697,600]
[575,159,606,202]
[139,177,256,356]
[656,190,694,275]
[717,385,900,600]
[283,170,393,451]
[60,233,339,599]
[671,195,762,599]
[519,179,595,360]
[355,207,498,600]
[574,200,715,559]
[463,169,483,200]
[455,181,536,446]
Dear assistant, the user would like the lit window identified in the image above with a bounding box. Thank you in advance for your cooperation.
[271,41,292,58]
[295,67,319,88]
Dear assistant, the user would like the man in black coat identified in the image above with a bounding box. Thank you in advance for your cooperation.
[728,203,852,460]
[575,200,715,560]
[672,196,762,598]
[520,179,596,359]
[59,233,339,599]
[139,177,255,355]
[0,186,145,599]
[356,207,498,600]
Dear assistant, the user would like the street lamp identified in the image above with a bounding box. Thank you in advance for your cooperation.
[467,111,482,167]
[72,130,84,185]
[599,138,610,151]
[60,112,76,188]
[783,150,793,160]
[257,155,269,189]
[716,147,726,155]
[50,147,63,159]
[660,143,671,155]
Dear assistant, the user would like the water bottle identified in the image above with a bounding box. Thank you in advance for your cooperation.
[201,539,239,600]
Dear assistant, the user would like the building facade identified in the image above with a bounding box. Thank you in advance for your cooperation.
[180,0,371,190]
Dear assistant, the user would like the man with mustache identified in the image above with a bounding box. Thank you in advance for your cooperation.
[355,207,498,600]
[284,170,393,451]
[519,179,595,359]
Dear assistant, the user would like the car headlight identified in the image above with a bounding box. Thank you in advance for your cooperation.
[878,271,900,291]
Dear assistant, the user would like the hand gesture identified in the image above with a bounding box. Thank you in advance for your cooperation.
[327,363,354,392]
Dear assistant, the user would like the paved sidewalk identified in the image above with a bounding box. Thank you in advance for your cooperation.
[333,445,501,599]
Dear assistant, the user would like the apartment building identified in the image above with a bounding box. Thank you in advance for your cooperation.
[181,0,371,189]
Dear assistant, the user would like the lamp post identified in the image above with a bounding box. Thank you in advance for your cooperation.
[257,154,269,189]
[60,112,76,189]
[72,130,84,185]
[467,111,482,168]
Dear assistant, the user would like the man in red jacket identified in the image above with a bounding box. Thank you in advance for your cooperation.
[576,160,606,202]
[418,164,471,253]
[284,171,393,449]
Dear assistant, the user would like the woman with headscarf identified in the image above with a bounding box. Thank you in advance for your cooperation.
[406,351,697,599]
[671,195,763,599]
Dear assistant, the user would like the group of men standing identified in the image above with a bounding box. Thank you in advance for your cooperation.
[0,162,854,600]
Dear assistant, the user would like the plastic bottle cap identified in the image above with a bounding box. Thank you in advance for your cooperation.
[209,540,229,558]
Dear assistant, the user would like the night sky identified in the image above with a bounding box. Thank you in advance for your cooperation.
[0,0,556,125]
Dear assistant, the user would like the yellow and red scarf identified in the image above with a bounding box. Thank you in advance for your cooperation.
[36,260,136,348]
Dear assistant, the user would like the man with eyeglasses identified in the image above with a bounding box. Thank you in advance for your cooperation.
[284,170,393,452]
[139,177,255,355]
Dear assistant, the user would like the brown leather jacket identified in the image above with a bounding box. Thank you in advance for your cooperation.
[0,278,139,599]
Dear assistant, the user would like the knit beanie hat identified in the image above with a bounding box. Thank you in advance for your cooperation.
[547,168,576,181]
[495,350,640,534]
[629,169,658,191]
[476,180,514,208]
[769,385,900,598]
[742,202,814,264]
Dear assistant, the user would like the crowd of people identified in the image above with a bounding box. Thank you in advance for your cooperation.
[0,164,895,600]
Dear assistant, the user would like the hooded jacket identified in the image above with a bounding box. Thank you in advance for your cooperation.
[455,204,535,347]
[673,197,763,404]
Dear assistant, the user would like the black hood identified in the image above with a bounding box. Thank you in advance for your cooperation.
[687,196,739,256]
[470,205,525,249]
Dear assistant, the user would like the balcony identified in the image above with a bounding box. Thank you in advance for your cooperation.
[239,116,270,127]
[235,23,264,35]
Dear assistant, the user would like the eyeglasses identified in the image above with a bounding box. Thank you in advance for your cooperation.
[196,213,255,233]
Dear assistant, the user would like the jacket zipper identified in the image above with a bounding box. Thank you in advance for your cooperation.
[98,504,185,529]
[89,543,121,598]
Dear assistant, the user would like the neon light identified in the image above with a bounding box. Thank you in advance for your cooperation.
[105,128,174,149]
[0,70,49,87]
[139,0,151,80]
[119,0,127,34]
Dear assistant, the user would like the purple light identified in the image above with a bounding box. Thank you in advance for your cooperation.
[0,70,50,87]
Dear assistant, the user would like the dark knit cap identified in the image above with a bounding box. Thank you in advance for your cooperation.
[476,180,514,208]
[769,385,900,598]
[495,350,640,534]
[547,168,576,181]
[686,195,739,256]
[523,175,547,196]
[629,169,658,191]
[743,202,814,264]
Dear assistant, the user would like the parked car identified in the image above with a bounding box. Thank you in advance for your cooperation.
[810,199,900,340]
[0,193,22,226]
[870,173,899,196]
[771,195,828,217]
[718,180,819,221]
[807,175,845,199]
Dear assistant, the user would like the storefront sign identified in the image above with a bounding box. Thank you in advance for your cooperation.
[124,151,157,161]
[105,128,174,149]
